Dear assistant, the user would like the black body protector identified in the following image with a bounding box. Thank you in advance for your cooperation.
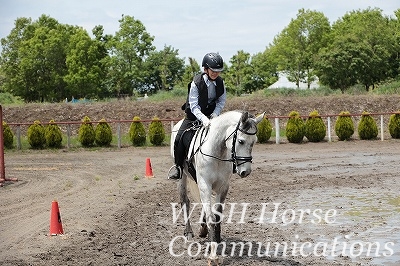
[174,73,224,170]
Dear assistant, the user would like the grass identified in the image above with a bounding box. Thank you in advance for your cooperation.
[6,132,172,151]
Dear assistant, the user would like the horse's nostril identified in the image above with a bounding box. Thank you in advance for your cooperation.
[240,170,250,177]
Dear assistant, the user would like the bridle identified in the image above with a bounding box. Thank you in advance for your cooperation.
[197,119,257,173]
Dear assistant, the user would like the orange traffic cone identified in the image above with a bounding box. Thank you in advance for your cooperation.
[49,200,64,236]
[145,158,154,178]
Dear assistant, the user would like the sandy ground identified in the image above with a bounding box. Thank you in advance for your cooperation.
[1,139,400,266]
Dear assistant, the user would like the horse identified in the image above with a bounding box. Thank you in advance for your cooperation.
[170,110,265,265]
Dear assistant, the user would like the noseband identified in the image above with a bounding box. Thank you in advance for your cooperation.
[229,120,257,172]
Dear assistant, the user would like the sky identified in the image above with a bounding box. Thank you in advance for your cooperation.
[0,0,398,65]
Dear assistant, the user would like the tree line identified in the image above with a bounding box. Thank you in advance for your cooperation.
[0,7,399,102]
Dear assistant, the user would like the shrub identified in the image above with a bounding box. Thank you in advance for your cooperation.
[129,116,146,146]
[2,121,14,149]
[286,111,305,143]
[305,110,326,142]
[358,111,378,140]
[388,112,400,139]
[78,116,95,147]
[95,118,113,146]
[256,115,272,143]
[27,120,46,149]
[45,120,63,148]
[335,111,354,141]
[148,116,165,146]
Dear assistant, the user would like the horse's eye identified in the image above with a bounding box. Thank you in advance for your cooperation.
[238,139,244,145]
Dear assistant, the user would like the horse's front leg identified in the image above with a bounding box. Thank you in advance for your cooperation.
[198,182,220,265]
[214,187,228,244]
[199,210,208,238]
[179,175,193,240]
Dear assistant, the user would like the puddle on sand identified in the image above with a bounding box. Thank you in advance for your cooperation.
[289,187,400,265]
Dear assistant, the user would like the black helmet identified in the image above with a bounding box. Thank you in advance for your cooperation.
[202,52,224,72]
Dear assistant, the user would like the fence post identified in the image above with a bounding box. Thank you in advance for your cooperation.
[327,116,332,142]
[0,105,4,181]
[16,125,21,150]
[275,118,280,144]
[0,105,18,186]
[67,124,71,149]
[117,122,121,148]
[380,115,384,141]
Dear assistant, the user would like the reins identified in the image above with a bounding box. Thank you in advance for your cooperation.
[194,118,257,173]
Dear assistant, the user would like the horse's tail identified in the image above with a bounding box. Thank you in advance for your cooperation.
[187,178,201,203]
[187,177,216,205]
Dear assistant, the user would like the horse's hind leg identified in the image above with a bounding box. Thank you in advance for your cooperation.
[179,176,193,240]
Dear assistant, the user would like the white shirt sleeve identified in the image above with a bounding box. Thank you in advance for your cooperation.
[188,81,207,122]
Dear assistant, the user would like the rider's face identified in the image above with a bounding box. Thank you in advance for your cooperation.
[206,69,221,81]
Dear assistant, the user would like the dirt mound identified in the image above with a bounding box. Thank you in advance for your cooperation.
[3,94,400,124]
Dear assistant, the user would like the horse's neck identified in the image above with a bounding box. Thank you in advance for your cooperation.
[204,123,233,155]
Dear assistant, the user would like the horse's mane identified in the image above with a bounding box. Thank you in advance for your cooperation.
[215,110,257,134]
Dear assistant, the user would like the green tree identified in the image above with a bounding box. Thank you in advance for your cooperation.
[142,45,185,93]
[390,9,400,78]
[21,16,69,101]
[317,8,396,91]
[335,111,355,141]
[2,121,14,149]
[249,50,279,91]
[64,27,109,99]
[45,120,63,148]
[0,17,32,97]
[286,111,305,143]
[271,9,331,89]
[256,116,272,143]
[304,110,326,142]
[225,50,252,95]
[108,15,155,96]
[316,36,362,92]
[179,57,202,88]
[27,120,46,149]
[78,116,95,147]
[129,116,146,146]
[95,119,112,146]
[1,15,70,101]
[148,116,165,146]
[388,112,400,139]
[358,112,378,140]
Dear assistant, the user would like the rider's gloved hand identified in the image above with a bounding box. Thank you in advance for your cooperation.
[202,117,211,127]
[210,113,218,119]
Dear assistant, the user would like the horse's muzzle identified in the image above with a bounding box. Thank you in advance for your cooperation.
[238,169,251,178]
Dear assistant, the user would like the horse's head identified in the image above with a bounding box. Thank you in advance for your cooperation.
[230,111,265,178]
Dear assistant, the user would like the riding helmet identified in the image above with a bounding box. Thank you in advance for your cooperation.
[202,52,224,72]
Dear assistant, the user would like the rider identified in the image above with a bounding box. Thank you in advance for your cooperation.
[168,52,226,180]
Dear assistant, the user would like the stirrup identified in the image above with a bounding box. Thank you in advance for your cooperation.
[167,165,181,180]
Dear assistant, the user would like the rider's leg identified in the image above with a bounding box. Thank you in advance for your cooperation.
[168,119,191,179]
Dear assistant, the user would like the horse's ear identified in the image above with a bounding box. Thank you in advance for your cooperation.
[241,111,249,123]
[254,112,266,125]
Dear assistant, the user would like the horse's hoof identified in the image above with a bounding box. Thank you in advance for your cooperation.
[199,227,208,238]
[186,232,194,241]
[183,233,194,248]
[207,257,222,266]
